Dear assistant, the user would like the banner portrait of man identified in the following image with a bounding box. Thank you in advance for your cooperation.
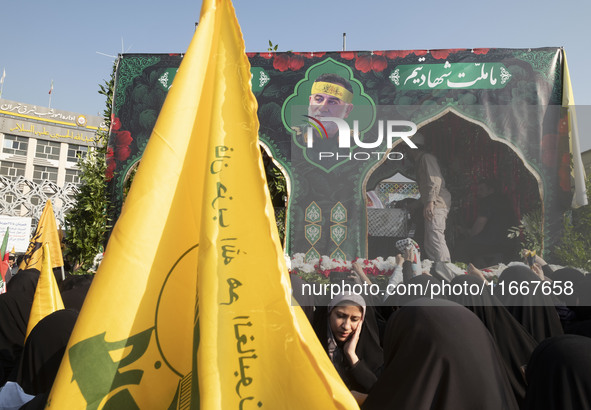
[282,58,375,173]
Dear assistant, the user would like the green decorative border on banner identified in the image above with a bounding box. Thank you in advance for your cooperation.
[330,248,347,262]
[305,248,320,262]
[250,67,270,94]
[330,202,347,224]
[305,202,322,223]
[330,225,347,246]
[114,56,162,115]
[156,68,178,91]
[305,224,321,246]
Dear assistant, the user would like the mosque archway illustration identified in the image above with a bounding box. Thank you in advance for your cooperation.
[364,111,541,263]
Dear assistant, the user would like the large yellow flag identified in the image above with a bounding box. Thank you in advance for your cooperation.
[25,243,64,338]
[20,199,64,271]
[48,0,357,409]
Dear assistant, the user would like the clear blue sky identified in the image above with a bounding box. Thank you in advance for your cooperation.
[1,0,590,150]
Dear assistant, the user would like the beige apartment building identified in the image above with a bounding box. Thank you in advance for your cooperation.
[0,98,105,224]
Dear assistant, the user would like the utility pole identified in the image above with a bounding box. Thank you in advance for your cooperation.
[48,79,53,108]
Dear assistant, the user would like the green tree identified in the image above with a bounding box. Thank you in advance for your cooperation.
[508,207,544,255]
[63,64,115,272]
[511,176,591,270]
[553,176,591,270]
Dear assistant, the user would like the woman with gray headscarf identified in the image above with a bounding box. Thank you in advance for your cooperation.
[312,293,383,394]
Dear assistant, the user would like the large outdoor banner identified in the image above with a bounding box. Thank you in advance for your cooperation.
[107,48,584,260]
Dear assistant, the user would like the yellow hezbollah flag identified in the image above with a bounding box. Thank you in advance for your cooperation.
[20,199,64,271]
[48,0,357,409]
[25,243,64,338]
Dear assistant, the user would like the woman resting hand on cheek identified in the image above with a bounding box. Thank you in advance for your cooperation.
[313,293,383,398]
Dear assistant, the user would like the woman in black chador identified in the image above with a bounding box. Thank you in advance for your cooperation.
[497,265,564,343]
[524,334,591,409]
[449,274,537,407]
[361,299,518,410]
[312,292,383,394]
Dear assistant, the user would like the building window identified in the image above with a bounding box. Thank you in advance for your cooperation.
[33,165,58,184]
[30,195,43,207]
[4,192,17,204]
[65,169,81,184]
[67,144,88,163]
[2,135,28,156]
[36,140,61,160]
[0,161,26,180]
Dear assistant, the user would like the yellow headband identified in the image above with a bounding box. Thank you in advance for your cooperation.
[311,81,353,104]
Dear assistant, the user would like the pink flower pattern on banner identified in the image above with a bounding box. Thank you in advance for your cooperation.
[385,50,412,59]
[272,54,306,72]
[273,54,290,71]
[105,147,116,181]
[115,145,131,162]
[340,51,356,60]
[111,116,121,131]
[430,49,464,60]
[294,52,324,59]
[288,54,305,71]
[114,130,132,147]
[109,117,134,165]
[355,54,388,73]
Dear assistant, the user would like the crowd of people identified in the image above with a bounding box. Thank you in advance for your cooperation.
[0,265,93,409]
[294,247,591,409]
[0,239,590,409]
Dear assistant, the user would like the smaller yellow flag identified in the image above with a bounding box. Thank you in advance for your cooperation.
[20,200,64,271]
[25,243,64,338]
